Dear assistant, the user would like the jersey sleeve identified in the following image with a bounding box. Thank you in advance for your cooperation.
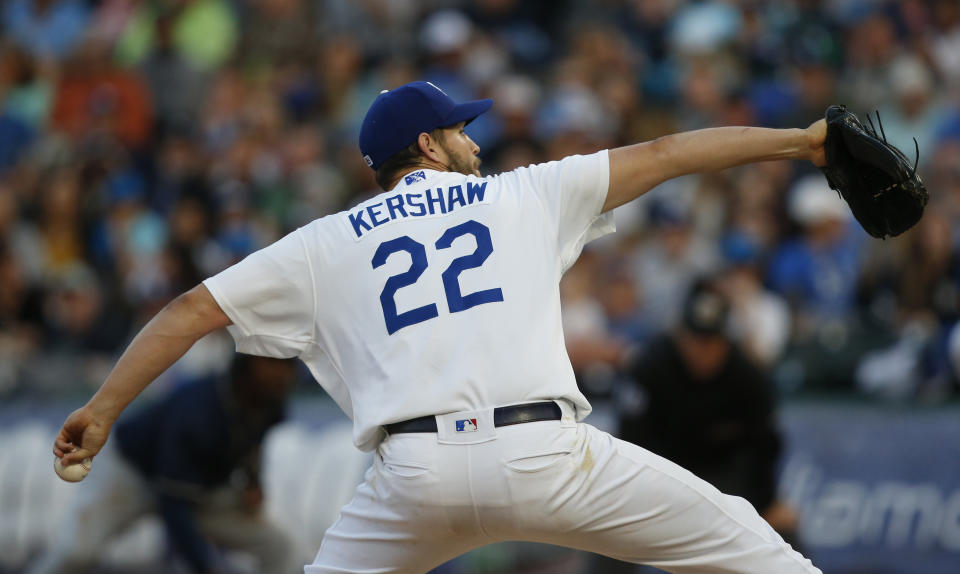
[510,149,615,271]
[202,229,315,357]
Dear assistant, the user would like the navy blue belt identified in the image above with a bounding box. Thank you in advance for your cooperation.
[385,401,562,434]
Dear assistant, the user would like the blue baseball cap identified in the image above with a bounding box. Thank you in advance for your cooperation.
[359,81,493,170]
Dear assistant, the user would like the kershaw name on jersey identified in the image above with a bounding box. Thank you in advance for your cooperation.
[347,180,489,239]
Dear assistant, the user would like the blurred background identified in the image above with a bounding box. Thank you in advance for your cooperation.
[1,0,959,573]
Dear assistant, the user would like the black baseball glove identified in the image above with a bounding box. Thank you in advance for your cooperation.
[819,104,928,239]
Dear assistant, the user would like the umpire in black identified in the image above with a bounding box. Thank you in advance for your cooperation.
[617,279,798,537]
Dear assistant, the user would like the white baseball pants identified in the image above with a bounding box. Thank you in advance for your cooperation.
[306,403,821,574]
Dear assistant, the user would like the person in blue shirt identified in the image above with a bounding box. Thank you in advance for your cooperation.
[767,174,866,329]
[29,353,298,574]
[2,0,89,60]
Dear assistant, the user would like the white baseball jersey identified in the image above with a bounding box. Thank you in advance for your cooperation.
[203,151,614,451]
[204,150,823,574]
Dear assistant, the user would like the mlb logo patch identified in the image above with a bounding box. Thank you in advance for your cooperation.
[404,170,426,185]
[455,419,478,433]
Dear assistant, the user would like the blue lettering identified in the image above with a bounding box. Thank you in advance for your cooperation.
[367,202,388,226]
[447,185,465,210]
[466,181,487,203]
[349,210,372,238]
[385,194,407,220]
[406,193,426,216]
[426,188,447,214]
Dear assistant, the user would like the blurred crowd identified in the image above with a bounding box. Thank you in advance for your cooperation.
[1,0,960,403]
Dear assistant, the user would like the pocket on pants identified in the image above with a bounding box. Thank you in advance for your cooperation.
[381,458,431,479]
[504,449,573,473]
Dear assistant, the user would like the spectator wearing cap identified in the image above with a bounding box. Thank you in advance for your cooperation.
[877,54,947,169]
[767,174,865,335]
[616,279,799,545]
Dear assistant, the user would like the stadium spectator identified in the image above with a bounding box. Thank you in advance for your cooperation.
[237,0,317,70]
[879,54,947,169]
[0,44,48,172]
[139,9,209,136]
[115,0,238,72]
[31,168,87,277]
[718,231,791,368]
[767,174,864,333]
[51,34,153,149]
[628,195,720,332]
[1,0,90,61]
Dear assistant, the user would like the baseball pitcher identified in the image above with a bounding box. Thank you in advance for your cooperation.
[52,81,829,573]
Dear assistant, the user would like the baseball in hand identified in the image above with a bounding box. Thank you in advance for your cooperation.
[54,456,91,482]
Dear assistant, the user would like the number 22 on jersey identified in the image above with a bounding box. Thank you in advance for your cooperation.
[371,219,503,335]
